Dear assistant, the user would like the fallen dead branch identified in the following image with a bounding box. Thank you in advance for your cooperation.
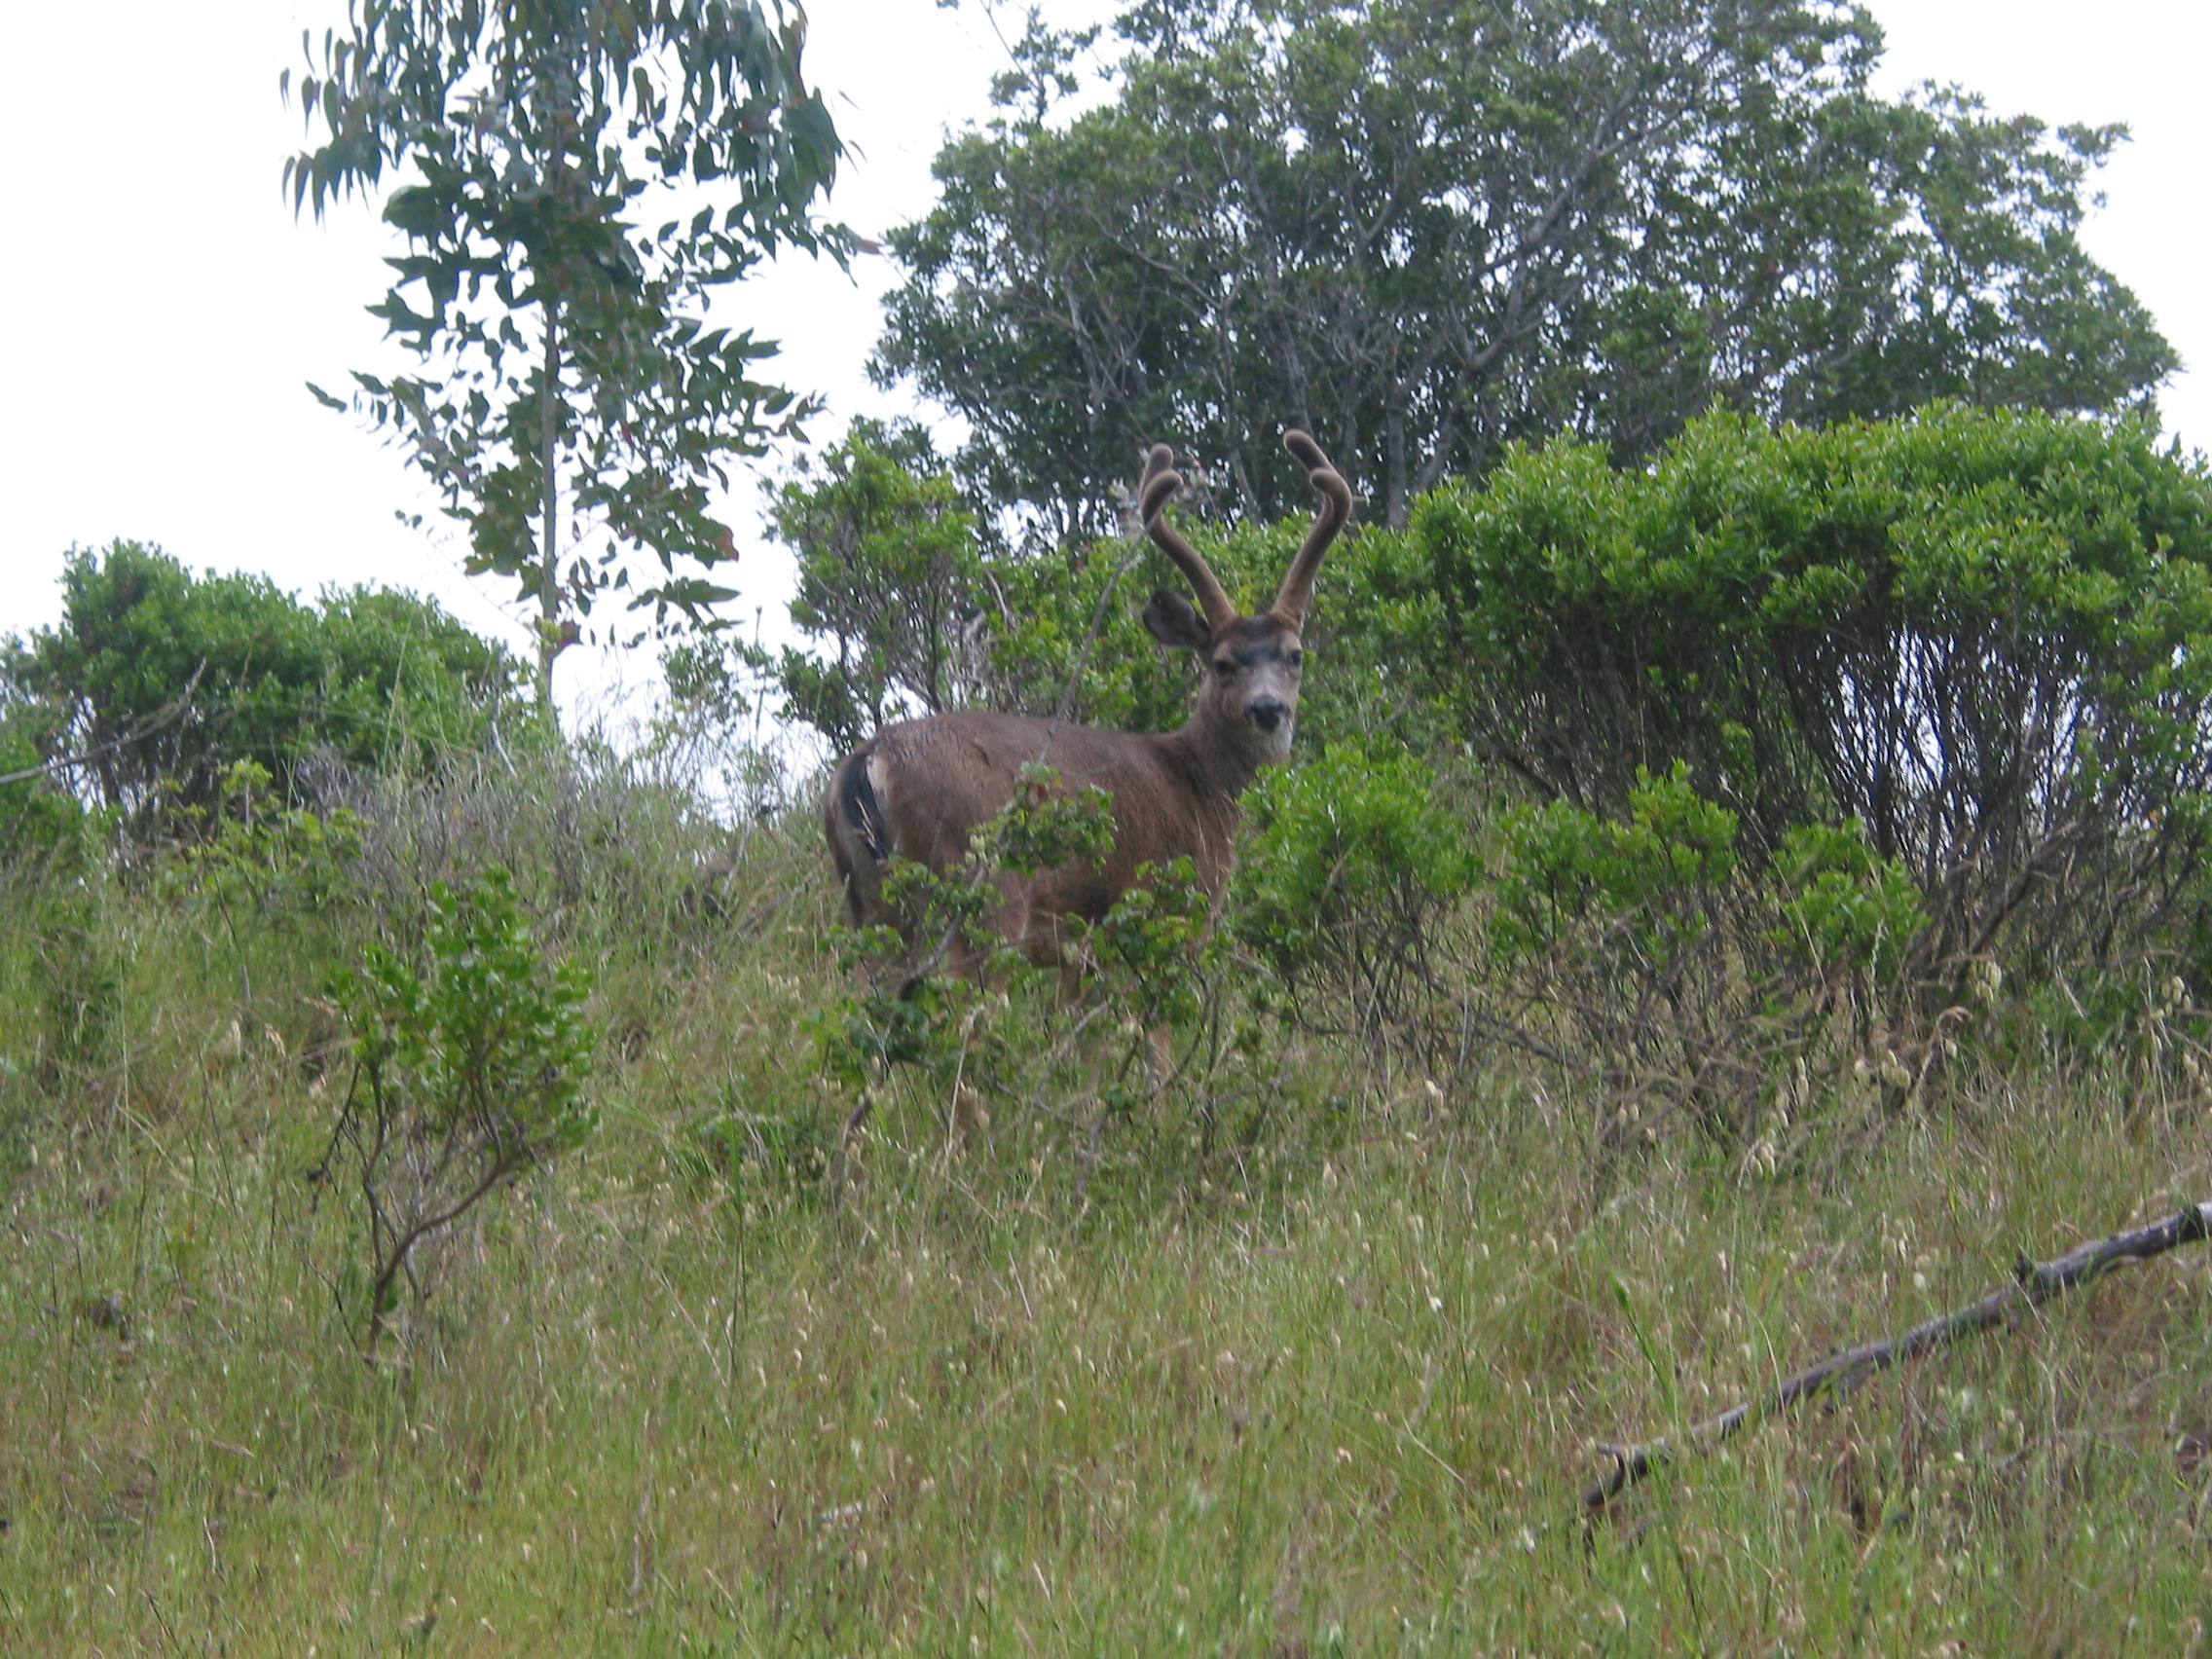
[1583,1200,2212,1513]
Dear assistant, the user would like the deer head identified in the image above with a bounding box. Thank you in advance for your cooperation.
[1137,429,1352,764]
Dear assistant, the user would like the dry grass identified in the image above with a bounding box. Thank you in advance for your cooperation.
[6,789,2212,1655]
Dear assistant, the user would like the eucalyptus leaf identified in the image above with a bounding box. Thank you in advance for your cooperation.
[283,0,848,704]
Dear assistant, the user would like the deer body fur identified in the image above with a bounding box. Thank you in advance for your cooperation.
[824,431,1350,976]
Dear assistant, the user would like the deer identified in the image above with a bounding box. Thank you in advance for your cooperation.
[822,429,1351,982]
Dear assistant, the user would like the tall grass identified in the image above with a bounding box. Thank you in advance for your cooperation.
[5,744,2212,1654]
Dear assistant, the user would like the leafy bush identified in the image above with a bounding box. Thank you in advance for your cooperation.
[769,422,989,752]
[328,868,597,1349]
[1087,857,1215,1035]
[0,719,112,1090]
[1484,764,1927,1147]
[157,758,368,1009]
[0,724,92,878]
[1491,760,1744,972]
[1419,405,2212,995]
[1770,822,1928,988]
[3,542,525,838]
[1232,744,1475,1059]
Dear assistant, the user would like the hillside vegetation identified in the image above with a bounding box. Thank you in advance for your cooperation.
[9,411,2212,1654]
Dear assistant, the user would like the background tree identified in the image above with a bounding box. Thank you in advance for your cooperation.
[285,0,845,703]
[875,0,2174,535]
[768,422,988,753]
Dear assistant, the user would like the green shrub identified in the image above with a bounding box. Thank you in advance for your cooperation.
[0,725,92,877]
[3,541,526,838]
[1419,405,2212,995]
[1485,764,1927,1145]
[1770,821,1928,987]
[769,422,989,753]
[1232,744,1474,1059]
[153,758,368,1013]
[1492,760,1741,976]
[0,722,114,1090]
[329,867,597,1349]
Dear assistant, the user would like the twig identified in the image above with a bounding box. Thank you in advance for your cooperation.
[1582,1200,2212,1513]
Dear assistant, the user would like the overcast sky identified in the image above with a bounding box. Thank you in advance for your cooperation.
[4,0,2207,723]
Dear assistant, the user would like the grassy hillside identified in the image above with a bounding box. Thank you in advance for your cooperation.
[5,744,2212,1655]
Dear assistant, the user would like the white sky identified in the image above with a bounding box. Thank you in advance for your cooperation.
[3,0,2207,724]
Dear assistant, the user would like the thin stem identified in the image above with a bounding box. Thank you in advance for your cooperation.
[538,300,562,710]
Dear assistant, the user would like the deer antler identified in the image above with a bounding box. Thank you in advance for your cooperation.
[1140,444,1238,636]
[1271,430,1351,629]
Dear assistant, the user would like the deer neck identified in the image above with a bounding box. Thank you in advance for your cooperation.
[1160,711,1272,809]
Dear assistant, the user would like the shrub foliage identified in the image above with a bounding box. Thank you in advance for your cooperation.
[2,542,524,838]
[1417,406,2212,992]
[329,867,597,1349]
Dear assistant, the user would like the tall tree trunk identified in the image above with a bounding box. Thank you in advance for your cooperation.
[1383,398,1409,532]
[535,302,564,710]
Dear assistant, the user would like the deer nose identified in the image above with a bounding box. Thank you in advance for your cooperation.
[1247,698,1287,732]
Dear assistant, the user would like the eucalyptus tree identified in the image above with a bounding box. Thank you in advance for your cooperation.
[285,0,844,702]
[876,0,2174,534]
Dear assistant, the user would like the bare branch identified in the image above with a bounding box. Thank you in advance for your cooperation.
[1584,1201,2212,1513]
[0,660,206,790]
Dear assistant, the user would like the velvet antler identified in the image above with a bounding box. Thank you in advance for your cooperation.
[1271,430,1351,629]
[1140,443,1239,637]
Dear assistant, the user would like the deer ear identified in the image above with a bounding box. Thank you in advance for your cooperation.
[1142,588,1212,652]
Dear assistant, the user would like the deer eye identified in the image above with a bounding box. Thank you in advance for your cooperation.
[1213,659,1236,678]
[1287,649,1305,668]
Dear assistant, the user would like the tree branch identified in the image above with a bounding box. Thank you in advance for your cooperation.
[1583,1200,2212,1513]
[0,660,206,790]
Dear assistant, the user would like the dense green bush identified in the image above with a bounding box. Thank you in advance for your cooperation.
[0,724,111,1099]
[156,759,368,1009]
[1483,763,1928,1145]
[1232,744,1475,1060]
[0,727,92,877]
[3,541,526,838]
[768,422,989,753]
[1418,405,2212,991]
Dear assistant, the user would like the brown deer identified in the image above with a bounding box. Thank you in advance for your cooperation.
[823,430,1351,976]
